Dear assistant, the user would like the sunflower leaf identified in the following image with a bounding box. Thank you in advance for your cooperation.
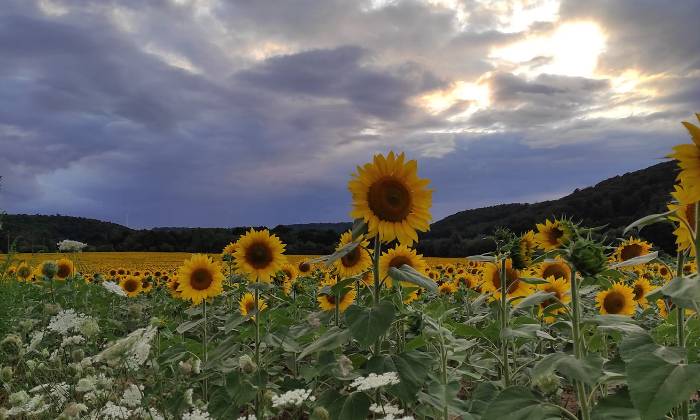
[344,302,395,348]
[308,240,363,267]
[388,265,438,292]
[609,252,658,269]
[511,291,555,313]
[623,210,673,234]
[351,218,368,241]
[298,327,352,359]
[467,254,496,263]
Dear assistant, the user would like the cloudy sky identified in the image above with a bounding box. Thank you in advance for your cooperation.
[1,0,699,228]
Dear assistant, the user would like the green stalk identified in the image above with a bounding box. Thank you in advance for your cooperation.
[334,292,340,327]
[499,257,511,387]
[254,288,262,419]
[676,250,688,420]
[569,266,590,420]
[373,237,382,356]
[202,299,208,400]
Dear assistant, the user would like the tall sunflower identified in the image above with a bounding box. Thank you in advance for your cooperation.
[348,151,432,244]
[612,238,653,267]
[656,299,669,319]
[512,230,536,269]
[534,219,571,251]
[378,244,427,287]
[317,274,356,313]
[596,283,635,315]
[632,277,652,309]
[669,114,700,201]
[480,259,533,300]
[668,181,697,256]
[334,231,372,278]
[222,242,238,257]
[55,258,74,281]
[536,276,571,323]
[176,254,224,305]
[234,229,286,283]
[120,276,143,298]
[537,257,572,282]
[239,293,268,318]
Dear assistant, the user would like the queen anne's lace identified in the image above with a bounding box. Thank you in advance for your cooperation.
[349,372,400,391]
[271,389,315,408]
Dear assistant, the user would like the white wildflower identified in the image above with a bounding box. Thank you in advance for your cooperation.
[76,376,97,393]
[61,335,85,348]
[101,401,132,419]
[191,358,201,374]
[182,407,212,420]
[47,310,91,336]
[28,331,44,351]
[7,394,49,417]
[184,388,194,406]
[237,415,256,420]
[95,326,157,370]
[102,281,127,297]
[379,416,415,420]
[30,382,70,405]
[57,239,88,252]
[271,389,315,408]
[349,372,400,391]
[121,384,144,408]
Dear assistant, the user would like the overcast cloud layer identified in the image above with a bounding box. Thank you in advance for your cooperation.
[1,0,699,228]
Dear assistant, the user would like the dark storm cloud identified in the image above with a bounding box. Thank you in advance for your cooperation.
[1,0,699,227]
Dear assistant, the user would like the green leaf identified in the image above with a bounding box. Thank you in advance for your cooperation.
[466,254,496,262]
[308,240,363,266]
[482,386,560,420]
[609,252,658,269]
[420,381,466,416]
[533,353,604,386]
[626,352,700,420]
[388,265,438,292]
[351,218,368,241]
[175,318,204,334]
[623,211,673,234]
[591,389,639,420]
[344,302,395,348]
[511,291,555,313]
[656,275,700,309]
[298,327,352,359]
[338,392,370,420]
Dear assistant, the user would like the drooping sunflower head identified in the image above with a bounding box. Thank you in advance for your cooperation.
[669,114,700,201]
[38,260,58,279]
[120,276,143,298]
[480,259,533,300]
[297,261,313,276]
[668,181,698,256]
[536,276,571,322]
[177,254,224,305]
[222,242,238,257]
[348,151,432,244]
[239,293,268,318]
[683,261,697,276]
[234,229,286,283]
[656,299,669,319]
[167,277,182,298]
[278,263,298,284]
[511,230,536,269]
[632,278,652,308]
[378,243,427,288]
[438,281,458,295]
[55,258,74,280]
[334,231,372,278]
[141,278,153,293]
[612,238,653,267]
[595,282,635,315]
[317,287,356,313]
[534,219,572,251]
[538,258,572,283]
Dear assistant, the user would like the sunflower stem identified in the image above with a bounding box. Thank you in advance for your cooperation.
[675,251,689,420]
[569,266,590,420]
[499,257,510,387]
[254,288,262,419]
[202,298,208,400]
[373,237,382,356]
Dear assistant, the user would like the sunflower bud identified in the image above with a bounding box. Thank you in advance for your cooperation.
[310,406,330,420]
[532,372,561,395]
[40,261,58,278]
[1,366,13,383]
[0,335,23,362]
[569,238,607,277]
[71,349,85,363]
[508,233,534,270]
[239,354,257,374]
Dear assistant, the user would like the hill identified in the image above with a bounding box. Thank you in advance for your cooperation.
[0,161,679,256]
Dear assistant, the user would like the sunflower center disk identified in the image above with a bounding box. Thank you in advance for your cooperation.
[620,244,644,261]
[57,265,71,278]
[633,285,644,300]
[492,268,520,293]
[685,203,697,229]
[542,265,569,281]
[246,242,273,269]
[190,268,213,290]
[389,256,413,270]
[125,280,139,292]
[341,247,361,267]
[548,228,564,244]
[603,292,625,313]
[368,177,412,222]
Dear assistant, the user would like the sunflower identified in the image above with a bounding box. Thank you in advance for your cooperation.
[117,268,126,276]
[656,299,669,319]
[632,278,652,308]
[279,263,298,283]
[177,254,224,305]
[55,258,74,280]
[536,276,571,322]
[334,231,372,278]
[455,274,477,290]
[438,281,458,295]
[512,230,536,269]
[167,277,182,298]
[239,293,268,318]
[683,261,697,276]
[108,269,118,278]
[234,229,286,283]
[595,282,635,315]
[141,277,154,294]
[612,238,653,267]
[657,264,672,281]
[222,242,238,257]
[120,276,143,298]
[669,114,700,201]
[537,258,572,282]
[317,274,356,313]
[16,263,32,282]
[348,151,432,244]
[403,289,420,304]
[480,259,533,300]
[534,219,571,251]
[668,181,697,256]
[297,261,313,277]
[378,244,427,288]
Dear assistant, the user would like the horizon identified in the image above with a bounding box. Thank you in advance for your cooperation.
[1,0,698,228]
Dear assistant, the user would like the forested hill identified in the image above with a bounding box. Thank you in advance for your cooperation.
[1,161,679,256]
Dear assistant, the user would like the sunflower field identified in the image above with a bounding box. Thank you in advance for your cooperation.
[1,115,700,420]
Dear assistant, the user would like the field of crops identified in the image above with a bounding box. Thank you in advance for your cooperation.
[1,118,700,420]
